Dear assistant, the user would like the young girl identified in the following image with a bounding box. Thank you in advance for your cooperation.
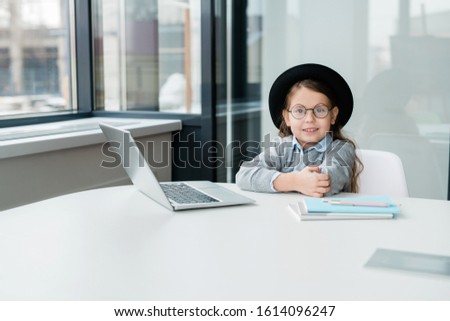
[236,63,361,197]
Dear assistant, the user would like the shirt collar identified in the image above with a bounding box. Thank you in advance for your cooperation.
[293,133,332,154]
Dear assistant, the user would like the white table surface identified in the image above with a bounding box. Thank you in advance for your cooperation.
[1,184,449,300]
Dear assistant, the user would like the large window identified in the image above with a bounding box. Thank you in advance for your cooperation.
[0,0,201,118]
[92,0,201,113]
[0,0,73,117]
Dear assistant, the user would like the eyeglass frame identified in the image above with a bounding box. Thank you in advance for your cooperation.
[287,104,335,119]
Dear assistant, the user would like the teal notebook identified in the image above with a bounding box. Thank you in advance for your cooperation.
[303,196,400,214]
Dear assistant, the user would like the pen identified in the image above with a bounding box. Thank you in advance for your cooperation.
[323,199,392,207]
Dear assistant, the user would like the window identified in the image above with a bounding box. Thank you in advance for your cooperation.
[92,0,201,114]
[0,0,73,118]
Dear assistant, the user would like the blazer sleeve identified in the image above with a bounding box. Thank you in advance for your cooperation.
[319,140,355,196]
[235,137,287,193]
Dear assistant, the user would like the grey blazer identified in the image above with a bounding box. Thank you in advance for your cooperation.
[235,135,355,195]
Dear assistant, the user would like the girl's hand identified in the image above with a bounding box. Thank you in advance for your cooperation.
[294,166,331,197]
[273,166,331,197]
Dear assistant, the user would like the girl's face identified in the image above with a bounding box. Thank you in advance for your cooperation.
[282,86,339,148]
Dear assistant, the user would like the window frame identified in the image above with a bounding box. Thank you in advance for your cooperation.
[0,0,208,128]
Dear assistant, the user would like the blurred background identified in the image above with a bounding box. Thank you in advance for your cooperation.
[0,0,448,199]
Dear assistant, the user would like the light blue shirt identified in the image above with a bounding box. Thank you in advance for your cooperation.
[292,133,332,154]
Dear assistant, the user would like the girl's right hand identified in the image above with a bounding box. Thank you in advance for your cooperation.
[293,166,331,197]
[273,166,331,197]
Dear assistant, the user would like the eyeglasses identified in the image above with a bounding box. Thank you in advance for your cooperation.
[288,104,332,119]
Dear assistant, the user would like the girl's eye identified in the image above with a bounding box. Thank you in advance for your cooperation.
[315,106,326,113]
[293,108,305,115]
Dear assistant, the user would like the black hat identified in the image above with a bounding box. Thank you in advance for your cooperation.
[268,63,353,129]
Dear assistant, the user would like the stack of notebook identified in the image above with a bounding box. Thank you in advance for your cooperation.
[289,196,400,220]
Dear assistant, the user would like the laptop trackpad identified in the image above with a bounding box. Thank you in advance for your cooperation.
[187,181,251,203]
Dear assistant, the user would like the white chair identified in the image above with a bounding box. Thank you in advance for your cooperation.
[357,149,409,197]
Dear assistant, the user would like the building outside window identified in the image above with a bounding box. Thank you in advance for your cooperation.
[0,0,73,117]
[92,0,201,114]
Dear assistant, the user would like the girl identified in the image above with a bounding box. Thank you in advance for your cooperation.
[236,63,361,197]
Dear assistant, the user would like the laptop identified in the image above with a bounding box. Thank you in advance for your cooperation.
[99,123,255,211]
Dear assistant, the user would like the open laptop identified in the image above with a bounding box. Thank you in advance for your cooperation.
[99,123,255,211]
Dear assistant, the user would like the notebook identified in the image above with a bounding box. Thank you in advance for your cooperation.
[99,123,255,211]
[291,196,399,220]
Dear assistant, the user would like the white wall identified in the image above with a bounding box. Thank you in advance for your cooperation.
[0,133,172,211]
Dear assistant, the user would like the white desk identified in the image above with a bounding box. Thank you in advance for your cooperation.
[1,184,449,300]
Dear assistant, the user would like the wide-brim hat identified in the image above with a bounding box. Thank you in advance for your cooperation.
[268,63,353,129]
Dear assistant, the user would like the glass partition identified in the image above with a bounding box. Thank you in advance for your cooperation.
[218,0,449,199]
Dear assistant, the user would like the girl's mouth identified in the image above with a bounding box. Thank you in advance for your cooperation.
[303,128,318,133]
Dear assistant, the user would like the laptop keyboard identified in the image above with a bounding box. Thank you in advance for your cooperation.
[160,182,220,204]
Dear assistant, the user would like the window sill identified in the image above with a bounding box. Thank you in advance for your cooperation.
[0,117,182,159]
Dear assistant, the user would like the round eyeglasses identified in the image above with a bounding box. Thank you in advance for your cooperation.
[288,104,331,119]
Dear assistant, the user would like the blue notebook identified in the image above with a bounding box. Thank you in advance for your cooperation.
[296,196,399,220]
[303,196,400,214]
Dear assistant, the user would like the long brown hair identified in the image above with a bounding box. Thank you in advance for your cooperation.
[279,79,363,193]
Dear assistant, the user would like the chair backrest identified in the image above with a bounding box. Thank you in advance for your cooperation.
[357,149,409,197]
[367,133,445,199]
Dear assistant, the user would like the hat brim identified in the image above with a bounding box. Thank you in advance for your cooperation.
[268,63,353,129]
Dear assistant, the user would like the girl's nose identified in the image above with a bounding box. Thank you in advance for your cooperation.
[304,109,315,122]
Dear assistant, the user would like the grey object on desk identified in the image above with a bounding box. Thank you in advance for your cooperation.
[365,248,450,277]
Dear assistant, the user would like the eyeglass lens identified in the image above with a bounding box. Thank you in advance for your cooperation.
[290,104,329,119]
